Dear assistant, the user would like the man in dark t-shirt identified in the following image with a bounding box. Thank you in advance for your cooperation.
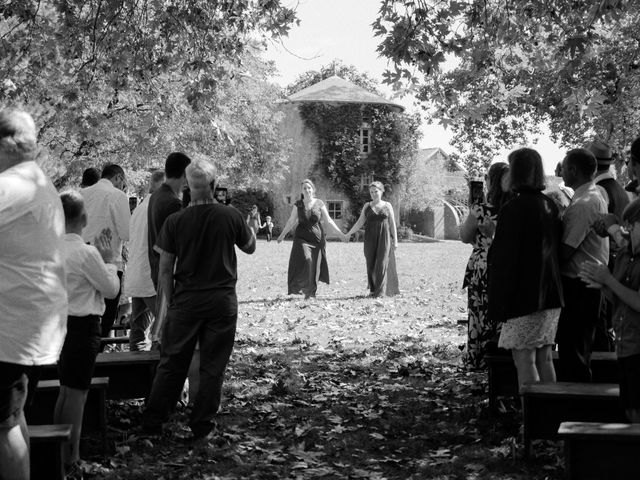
[147,152,191,289]
[142,159,255,441]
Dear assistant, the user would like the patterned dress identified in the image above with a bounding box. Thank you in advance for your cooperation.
[462,203,499,369]
[287,199,330,297]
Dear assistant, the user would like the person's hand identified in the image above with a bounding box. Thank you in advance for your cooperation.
[95,231,114,264]
[477,219,496,238]
[578,261,610,289]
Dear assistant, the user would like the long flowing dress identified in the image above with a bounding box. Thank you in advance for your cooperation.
[247,211,261,235]
[287,199,330,297]
[462,203,499,369]
[363,203,400,297]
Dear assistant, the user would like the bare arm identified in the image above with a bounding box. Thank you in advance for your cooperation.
[581,261,640,312]
[387,202,398,248]
[346,204,368,236]
[320,204,345,238]
[459,211,478,244]
[277,207,298,243]
[158,250,177,303]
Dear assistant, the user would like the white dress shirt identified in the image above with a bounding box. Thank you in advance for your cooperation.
[0,161,68,365]
[63,233,120,316]
[81,178,130,270]
[123,196,156,298]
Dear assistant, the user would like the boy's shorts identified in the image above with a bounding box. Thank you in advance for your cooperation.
[618,353,640,410]
[0,362,41,428]
[58,315,101,390]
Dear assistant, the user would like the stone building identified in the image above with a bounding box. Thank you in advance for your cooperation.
[272,75,404,234]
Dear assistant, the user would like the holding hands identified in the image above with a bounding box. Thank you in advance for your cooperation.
[579,261,610,289]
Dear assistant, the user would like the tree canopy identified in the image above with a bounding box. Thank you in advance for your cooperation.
[0,0,298,188]
[373,0,640,175]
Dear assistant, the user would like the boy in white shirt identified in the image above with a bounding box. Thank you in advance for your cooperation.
[54,191,119,472]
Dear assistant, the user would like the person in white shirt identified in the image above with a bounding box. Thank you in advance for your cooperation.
[54,190,119,471]
[124,170,165,351]
[0,109,67,480]
[81,164,131,338]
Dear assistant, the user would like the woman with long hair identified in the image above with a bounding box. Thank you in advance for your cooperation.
[459,163,511,368]
[488,148,564,388]
[346,181,399,297]
[277,179,347,298]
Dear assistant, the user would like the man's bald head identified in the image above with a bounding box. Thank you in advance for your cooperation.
[0,109,38,172]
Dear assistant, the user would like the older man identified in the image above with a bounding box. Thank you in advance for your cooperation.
[142,159,255,442]
[82,164,131,338]
[0,109,67,479]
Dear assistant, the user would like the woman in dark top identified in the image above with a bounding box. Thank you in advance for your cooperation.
[346,181,399,297]
[459,162,511,368]
[277,179,347,298]
[488,148,564,388]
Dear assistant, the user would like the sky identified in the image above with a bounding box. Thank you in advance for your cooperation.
[263,0,565,174]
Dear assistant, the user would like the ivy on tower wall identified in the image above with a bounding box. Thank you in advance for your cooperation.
[298,102,419,221]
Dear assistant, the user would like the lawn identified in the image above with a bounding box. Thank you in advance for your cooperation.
[83,240,564,479]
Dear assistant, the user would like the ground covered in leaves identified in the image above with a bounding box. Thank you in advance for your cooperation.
[83,241,564,479]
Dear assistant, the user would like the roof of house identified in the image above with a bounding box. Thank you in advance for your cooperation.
[417,147,467,173]
[286,75,404,111]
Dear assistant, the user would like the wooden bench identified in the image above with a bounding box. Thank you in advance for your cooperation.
[29,424,72,480]
[521,382,626,457]
[559,422,640,480]
[25,377,108,451]
[100,335,130,347]
[487,351,617,409]
[40,351,160,400]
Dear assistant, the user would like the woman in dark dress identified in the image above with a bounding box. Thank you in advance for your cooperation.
[346,181,399,297]
[277,179,347,298]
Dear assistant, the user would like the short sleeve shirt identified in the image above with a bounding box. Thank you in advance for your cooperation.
[147,184,181,287]
[561,182,609,278]
[0,161,68,365]
[156,203,252,313]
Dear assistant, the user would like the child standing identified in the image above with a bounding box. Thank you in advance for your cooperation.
[580,198,640,422]
[54,191,119,473]
[261,215,274,242]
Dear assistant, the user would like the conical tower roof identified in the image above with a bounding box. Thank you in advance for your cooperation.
[286,75,404,111]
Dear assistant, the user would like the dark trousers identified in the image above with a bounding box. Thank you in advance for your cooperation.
[143,294,237,436]
[556,276,602,382]
[101,270,123,338]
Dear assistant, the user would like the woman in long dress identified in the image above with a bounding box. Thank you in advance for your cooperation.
[246,204,261,236]
[459,162,511,368]
[277,179,346,298]
[346,181,399,297]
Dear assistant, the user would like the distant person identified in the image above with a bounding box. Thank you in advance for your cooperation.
[0,109,68,480]
[80,167,100,188]
[123,170,165,351]
[557,148,609,382]
[261,215,274,242]
[277,179,347,299]
[459,162,511,368]
[54,191,119,472]
[625,136,640,196]
[580,198,640,422]
[346,181,399,297]
[546,161,573,215]
[246,204,261,236]
[81,164,131,338]
[142,159,255,442]
[488,148,563,389]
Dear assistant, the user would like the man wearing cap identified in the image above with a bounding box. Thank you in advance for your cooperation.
[589,140,629,221]
[0,109,67,479]
[589,140,630,352]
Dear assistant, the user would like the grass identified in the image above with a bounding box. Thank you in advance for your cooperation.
[81,240,564,479]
